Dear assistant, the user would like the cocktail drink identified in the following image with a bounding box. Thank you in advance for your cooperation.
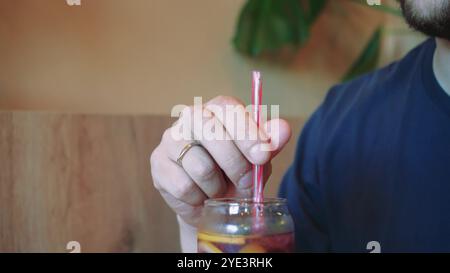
[197,198,295,253]
[198,231,294,253]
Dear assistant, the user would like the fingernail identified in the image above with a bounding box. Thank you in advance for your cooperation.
[249,144,270,164]
[238,171,253,189]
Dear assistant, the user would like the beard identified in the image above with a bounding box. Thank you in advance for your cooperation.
[399,0,450,40]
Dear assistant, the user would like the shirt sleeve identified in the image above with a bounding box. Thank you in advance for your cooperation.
[278,102,330,252]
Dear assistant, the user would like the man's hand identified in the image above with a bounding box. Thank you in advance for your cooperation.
[150,96,291,228]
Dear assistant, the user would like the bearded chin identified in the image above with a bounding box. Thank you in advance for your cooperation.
[400,0,450,40]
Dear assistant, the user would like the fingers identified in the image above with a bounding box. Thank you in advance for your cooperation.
[150,146,207,206]
[176,107,253,190]
[205,96,271,165]
[197,136,253,190]
[263,118,292,158]
[223,162,272,198]
[162,129,228,199]
[172,96,291,190]
[159,191,203,227]
[150,95,292,225]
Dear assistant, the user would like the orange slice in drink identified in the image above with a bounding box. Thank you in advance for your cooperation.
[239,243,267,253]
[197,232,246,245]
[198,241,223,253]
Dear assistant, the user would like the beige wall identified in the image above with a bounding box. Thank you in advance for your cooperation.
[0,0,423,118]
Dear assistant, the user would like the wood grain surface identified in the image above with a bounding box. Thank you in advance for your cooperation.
[0,111,304,252]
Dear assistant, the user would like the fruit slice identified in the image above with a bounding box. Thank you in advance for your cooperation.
[239,243,267,253]
[197,232,245,245]
[198,241,223,253]
[258,232,295,252]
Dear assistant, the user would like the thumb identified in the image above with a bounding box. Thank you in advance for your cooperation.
[263,118,292,158]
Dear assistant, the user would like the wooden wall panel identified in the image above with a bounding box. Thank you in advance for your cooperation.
[0,112,303,252]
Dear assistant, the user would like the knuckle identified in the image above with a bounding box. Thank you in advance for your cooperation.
[181,105,195,118]
[223,154,248,176]
[162,127,174,142]
[243,142,256,156]
[152,178,162,191]
[149,147,161,170]
[149,149,163,190]
[213,95,238,106]
[190,161,217,181]
[209,181,225,198]
[173,180,195,200]
[177,106,195,133]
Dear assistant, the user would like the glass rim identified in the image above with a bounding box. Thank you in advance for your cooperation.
[204,197,287,207]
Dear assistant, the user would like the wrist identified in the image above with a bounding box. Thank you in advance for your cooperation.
[177,215,198,253]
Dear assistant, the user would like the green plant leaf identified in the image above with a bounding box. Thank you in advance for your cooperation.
[342,27,383,82]
[306,0,328,24]
[232,0,328,57]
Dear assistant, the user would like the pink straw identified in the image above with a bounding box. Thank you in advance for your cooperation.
[251,71,264,203]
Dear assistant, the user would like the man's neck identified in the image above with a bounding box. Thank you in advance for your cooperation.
[433,38,450,96]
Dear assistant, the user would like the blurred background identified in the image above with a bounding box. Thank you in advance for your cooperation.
[0,0,424,252]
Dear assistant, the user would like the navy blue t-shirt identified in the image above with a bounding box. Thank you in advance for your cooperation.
[279,38,450,252]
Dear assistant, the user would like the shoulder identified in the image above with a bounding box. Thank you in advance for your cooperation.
[317,38,434,127]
